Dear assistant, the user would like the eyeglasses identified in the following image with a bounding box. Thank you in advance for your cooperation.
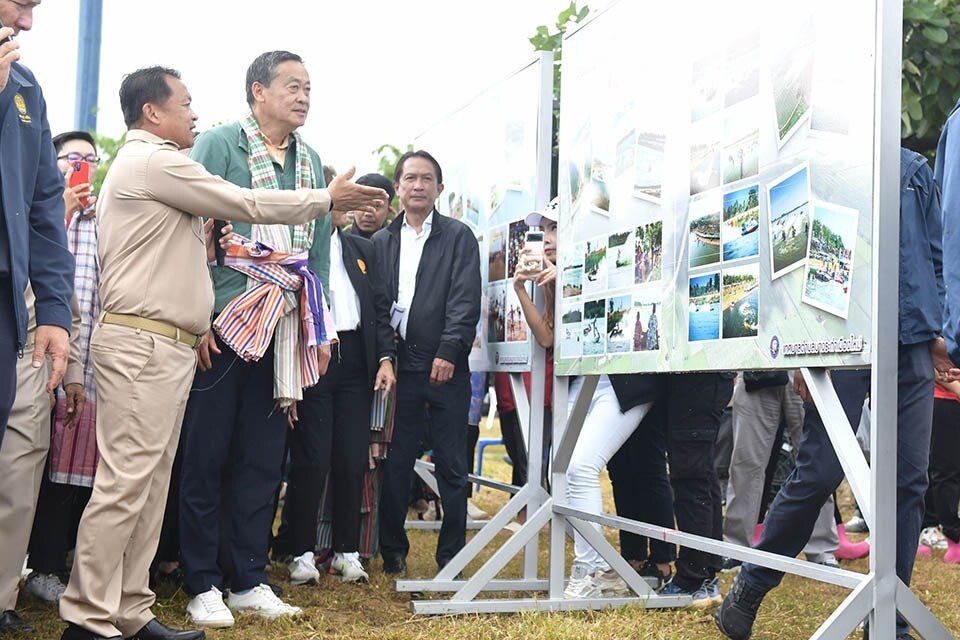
[57,153,101,164]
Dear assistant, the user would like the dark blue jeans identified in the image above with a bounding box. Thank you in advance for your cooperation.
[379,369,471,568]
[179,336,289,596]
[741,343,933,635]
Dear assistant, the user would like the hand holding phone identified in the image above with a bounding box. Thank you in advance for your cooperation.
[0,20,18,95]
[213,219,227,266]
[0,18,13,46]
[520,230,545,274]
[68,160,93,211]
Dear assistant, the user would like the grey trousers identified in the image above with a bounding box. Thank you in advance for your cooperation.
[723,375,838,558]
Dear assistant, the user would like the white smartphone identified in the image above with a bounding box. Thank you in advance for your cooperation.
[521,230,544,272]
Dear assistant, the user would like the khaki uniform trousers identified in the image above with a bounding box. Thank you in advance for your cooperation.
[0,345,50,611]
[723,375,839,557]
[59,324,196,637]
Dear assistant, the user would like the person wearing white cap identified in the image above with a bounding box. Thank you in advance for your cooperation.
[496,199,561,500]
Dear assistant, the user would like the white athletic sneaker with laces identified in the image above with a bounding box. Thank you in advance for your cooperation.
[330,552,369,583]
[23,571,66,602]
[919,526,948,550]
[226,583,302,619]
[186,587,235,628]
[564,563,600,599]
[288,551,321,585]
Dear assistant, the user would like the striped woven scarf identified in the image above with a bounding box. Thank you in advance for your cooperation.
[223,113,319,405]
[49,215,101,486]
[214,235,337,405]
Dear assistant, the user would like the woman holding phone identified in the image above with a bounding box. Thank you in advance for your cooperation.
[497,201,559,503]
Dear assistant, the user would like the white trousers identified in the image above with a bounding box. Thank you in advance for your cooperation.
[566,376,651,572]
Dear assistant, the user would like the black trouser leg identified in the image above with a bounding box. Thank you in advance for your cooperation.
[665,373,733,590]
[28,470,92,575]
[499,409,527,487]
[609,403,676,564]
[930,397,960,542]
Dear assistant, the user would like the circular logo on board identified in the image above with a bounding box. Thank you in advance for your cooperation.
[769,335,781,359]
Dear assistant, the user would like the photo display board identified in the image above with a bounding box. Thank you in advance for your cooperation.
[416,59,545,372]
[556,0,877,375]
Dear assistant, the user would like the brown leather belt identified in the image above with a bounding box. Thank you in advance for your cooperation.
[100,312,202,348]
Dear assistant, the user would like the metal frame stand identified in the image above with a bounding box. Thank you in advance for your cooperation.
[394,9,955,634]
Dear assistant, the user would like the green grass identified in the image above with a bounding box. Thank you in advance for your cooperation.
[14,440,960,639]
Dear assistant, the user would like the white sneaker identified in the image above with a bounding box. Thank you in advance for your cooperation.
[919,526,948,550]
[186,587,235,628]
[23,571,66,602]
[288,551,321,585]
[564,563,600,599]
[467,500,489,521]
[226,583,302,619]
[593,567,629,595]
[330,552,369,583]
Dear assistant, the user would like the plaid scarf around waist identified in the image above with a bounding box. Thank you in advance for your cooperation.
[214,236,337,405]
[216,114,322,406]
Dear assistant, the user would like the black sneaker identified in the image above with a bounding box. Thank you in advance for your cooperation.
[636,560,672,590]
[714,574,766,640]
[721,557,743,573]
[862,624,917,640]
[0,610,34,634]
[382,555,407,576]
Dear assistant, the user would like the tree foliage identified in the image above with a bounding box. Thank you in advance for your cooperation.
[528,1,590,102]
[902,0,960,155]
[372,143,412,182]
[91,131,125,192]
[529,2,590,198]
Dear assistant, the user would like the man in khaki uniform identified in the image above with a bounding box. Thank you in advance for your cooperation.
[0,288,83,634]
[57,66,385,640]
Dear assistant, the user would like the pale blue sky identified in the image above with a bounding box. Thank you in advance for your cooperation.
[20,0,586,173]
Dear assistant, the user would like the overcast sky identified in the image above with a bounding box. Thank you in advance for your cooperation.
[20,0,582,174]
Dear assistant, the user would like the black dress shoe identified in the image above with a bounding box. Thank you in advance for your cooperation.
[0,610,34,633]
[59,623,121,640]
[130,619,205,640]
[382,555,407,575]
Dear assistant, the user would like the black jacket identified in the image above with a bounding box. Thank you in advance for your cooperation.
[609,374,660,412]
[372,210,481,373]
[336,231,396,383]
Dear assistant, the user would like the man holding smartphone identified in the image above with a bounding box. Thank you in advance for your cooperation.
[54,131,99,223]
[0,0,73,447]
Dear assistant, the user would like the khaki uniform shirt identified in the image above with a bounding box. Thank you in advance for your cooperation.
[97,129,332,336]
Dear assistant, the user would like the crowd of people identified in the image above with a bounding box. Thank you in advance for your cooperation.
[0,3,959,640]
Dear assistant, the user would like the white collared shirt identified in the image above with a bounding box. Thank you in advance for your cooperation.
[397,211,433,339]
[328,229,362,332]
